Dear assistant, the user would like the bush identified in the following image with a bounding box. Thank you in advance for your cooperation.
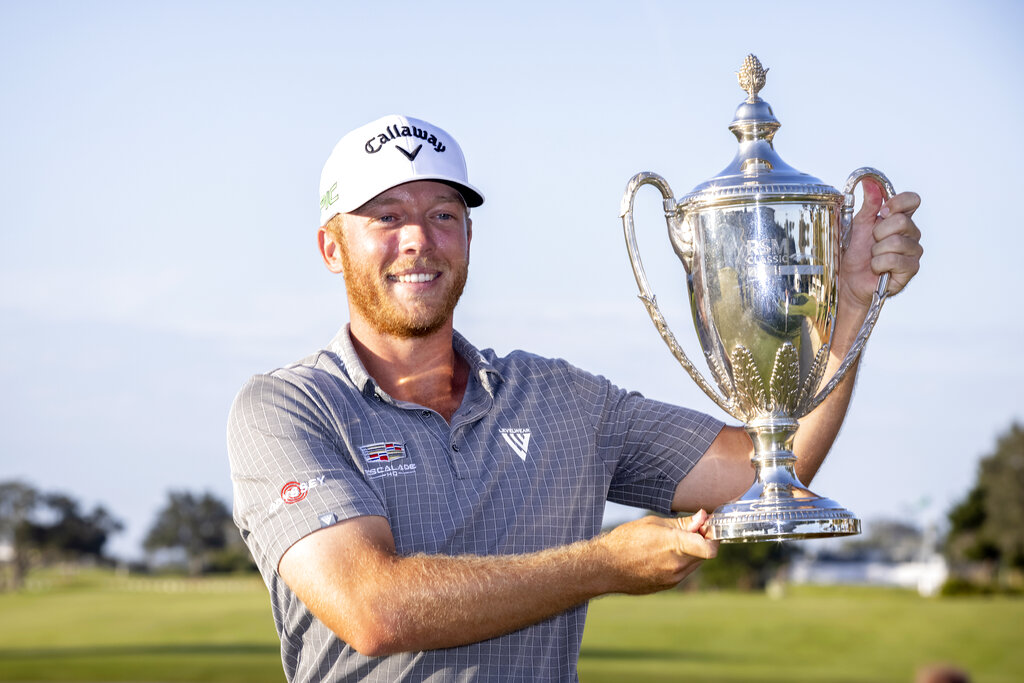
[939,575,1023,597]
[205,547,258,574]
[693,540,795,591]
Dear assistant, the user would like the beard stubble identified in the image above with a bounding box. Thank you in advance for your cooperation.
[336,232,469,339]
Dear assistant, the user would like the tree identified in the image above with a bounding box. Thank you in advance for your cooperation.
[945,422,1024,580]
[0,481,39,590]
[21,494,124,563]
[0,482,123,590]
[144,491,232,575]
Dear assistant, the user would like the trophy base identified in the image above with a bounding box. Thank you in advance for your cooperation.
[705,418,862,543]
[708,492,861,543]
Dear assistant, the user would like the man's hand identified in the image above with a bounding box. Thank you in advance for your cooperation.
[842,179,923,310]
[595,510,718,595]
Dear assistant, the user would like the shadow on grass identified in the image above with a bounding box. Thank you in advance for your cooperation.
[0,643,279,659]
[580,646,728,663]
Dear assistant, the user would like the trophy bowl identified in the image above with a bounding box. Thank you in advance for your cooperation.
[621,55,895,542]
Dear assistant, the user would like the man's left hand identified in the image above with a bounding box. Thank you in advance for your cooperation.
[841,180,923,309]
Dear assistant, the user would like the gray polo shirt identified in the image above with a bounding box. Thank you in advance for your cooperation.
[227,327,722,682]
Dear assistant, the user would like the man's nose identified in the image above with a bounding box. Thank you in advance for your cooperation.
[399,218,434,253]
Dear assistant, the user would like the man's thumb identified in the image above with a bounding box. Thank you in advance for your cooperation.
[856,178,885,220]
[678,509,709,534]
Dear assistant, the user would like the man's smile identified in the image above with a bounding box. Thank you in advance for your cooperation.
[390,272,441,284]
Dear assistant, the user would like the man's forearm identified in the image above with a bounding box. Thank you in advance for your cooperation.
[345,539,605,655]
[791,295,869,483]
[281,513,714,657]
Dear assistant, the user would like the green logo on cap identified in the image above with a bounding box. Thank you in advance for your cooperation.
[320,182,338,212]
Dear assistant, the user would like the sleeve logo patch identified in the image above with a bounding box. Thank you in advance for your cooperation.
[268,475,326,514]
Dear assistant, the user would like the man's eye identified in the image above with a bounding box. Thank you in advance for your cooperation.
[377,215,397,224]
[436,212,455,221]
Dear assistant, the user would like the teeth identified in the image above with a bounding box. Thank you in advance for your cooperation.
[394,273,438,283]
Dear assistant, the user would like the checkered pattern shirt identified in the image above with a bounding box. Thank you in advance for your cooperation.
[227,327,723,682]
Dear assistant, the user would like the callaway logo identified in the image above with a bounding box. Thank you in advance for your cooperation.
[500,428,532,461]
[364,124,446,155]
[397,144,422,161]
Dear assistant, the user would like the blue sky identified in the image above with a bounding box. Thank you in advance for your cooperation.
[2,1,1022,559]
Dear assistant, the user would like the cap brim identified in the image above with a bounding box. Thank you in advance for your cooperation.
[340,176,485,214]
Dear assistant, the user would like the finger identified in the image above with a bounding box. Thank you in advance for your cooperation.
[873,213,922,244]
[871,231,924,258]
[678,532,718,560]
[675,509,709,534]
[673,514,719,560]
[879,191,921,220]
[856,178,888,215]
[854,178,885,222]
[871,250,921,284]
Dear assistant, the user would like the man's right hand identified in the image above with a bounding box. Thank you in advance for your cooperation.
[594,510,718,595]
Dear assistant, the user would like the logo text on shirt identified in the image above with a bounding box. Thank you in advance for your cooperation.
[360,441,417,479]
[500,428,532,461]
[268,475,326,515]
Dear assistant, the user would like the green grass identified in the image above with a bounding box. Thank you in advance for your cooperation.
[0,569,1021,682]
[579,585,1022,682]
[0,569,282,682]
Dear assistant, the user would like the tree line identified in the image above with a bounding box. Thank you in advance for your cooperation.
[0,484,253,590]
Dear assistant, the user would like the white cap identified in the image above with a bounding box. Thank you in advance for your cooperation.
[318,114,485,226]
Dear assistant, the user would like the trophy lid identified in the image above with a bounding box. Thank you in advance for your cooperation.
[679,55,842,208]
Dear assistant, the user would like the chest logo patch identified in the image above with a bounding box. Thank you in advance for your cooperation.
[500,428,532,461]
[360,441,417,480]
[360,442,406,463]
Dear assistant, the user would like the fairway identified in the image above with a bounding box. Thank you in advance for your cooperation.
[0,571,1020,682]
[580,587,1020,682]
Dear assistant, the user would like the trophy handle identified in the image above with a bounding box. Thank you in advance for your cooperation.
[620,172,736,417]
[805,167,894,412]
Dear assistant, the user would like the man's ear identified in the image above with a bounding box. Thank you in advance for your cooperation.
[466,217,473,251]
[318,226,346,274]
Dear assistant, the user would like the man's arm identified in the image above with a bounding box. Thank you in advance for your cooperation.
[672,182,922,513]
[278,510,716,656]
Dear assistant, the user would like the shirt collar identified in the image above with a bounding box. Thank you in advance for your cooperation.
[453,329,503,397]
[327,325,503,399]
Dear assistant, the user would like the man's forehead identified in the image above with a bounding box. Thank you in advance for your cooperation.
[352,181,466,212]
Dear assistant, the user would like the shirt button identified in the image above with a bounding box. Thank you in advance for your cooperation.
[421,410,431,417]
[451,443,460,452]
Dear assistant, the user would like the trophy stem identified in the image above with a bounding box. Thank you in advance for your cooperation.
[707,418,861,543]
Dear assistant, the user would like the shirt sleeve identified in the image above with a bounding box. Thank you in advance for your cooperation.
[569,367,725,513]
[226,372,387,583]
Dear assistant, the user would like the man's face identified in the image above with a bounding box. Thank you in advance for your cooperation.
[330,181,472,339]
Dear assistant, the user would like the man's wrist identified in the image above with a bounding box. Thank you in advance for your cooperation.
[831,290,872,358]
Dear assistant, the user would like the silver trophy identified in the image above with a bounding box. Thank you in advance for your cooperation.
[621,55,895,542]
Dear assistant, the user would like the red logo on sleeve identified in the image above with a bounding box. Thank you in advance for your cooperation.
[280,481,308,504]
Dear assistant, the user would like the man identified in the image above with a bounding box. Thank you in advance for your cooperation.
[227,114,922,681]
